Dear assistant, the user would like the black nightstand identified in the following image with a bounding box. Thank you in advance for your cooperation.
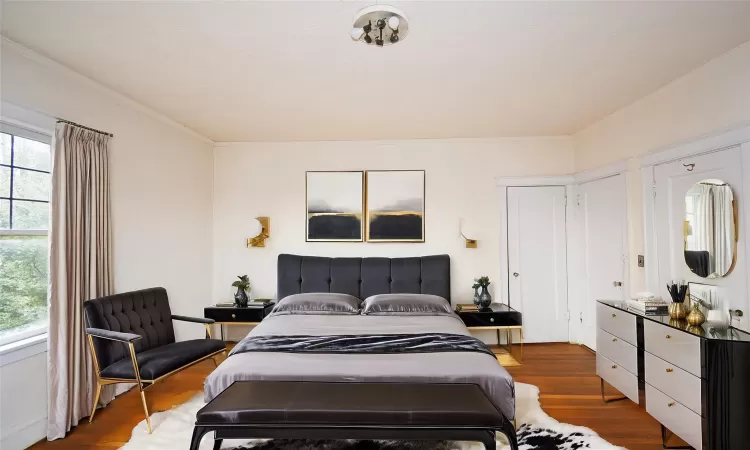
[456,303,523,362]
[204,303,275,341]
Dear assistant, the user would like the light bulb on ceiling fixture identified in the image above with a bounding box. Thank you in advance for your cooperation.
[350,27,365,41]
[388,16,400,31]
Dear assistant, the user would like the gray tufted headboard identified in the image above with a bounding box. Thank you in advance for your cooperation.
[277,254,451,302]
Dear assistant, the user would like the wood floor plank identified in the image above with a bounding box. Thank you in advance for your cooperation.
[31,343,664,449]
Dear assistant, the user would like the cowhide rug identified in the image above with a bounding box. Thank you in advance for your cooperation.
[120,383,625,450]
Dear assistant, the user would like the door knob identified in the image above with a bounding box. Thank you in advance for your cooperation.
[512,272,519,278]
[613,281,622,287]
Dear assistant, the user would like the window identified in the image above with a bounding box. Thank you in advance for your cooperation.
[0,124,51,346]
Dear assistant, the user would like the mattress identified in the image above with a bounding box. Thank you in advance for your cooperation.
[204,312,516,420]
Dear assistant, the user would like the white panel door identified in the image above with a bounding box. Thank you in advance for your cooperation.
[578,174,627,351]
[507,186,568,343]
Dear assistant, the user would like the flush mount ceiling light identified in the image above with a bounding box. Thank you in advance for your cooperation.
[350,5,409,47]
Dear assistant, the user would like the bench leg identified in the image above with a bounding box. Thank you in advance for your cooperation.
[213,436,223,450]
[190,426,211,450]
[480,430,496,450]
[499,419,520,450]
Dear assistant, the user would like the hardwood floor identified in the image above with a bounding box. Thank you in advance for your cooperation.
[31,343,665,449]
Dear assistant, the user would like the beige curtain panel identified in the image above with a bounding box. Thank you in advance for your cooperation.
[47,123,113,440]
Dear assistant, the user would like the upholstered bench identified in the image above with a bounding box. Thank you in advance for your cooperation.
[191,381,518,450]
[84,287,226,433]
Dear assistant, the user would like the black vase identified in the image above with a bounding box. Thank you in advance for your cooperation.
[234,287,249,308]
[478,286,492,309]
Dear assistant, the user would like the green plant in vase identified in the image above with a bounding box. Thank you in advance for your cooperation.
[232,275,251,307]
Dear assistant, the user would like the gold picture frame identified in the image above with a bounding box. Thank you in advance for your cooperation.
[306,171,365,242]
[365,170,425,243]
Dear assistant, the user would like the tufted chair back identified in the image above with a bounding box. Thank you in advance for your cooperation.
[83,287,176,369]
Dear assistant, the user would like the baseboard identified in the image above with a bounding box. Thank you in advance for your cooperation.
[0,415,46,450]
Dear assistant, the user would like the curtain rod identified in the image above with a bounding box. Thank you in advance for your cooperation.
[56,119,113,137]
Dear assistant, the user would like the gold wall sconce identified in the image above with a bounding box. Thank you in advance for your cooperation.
[247,217,270,247]
[459,219,477,249]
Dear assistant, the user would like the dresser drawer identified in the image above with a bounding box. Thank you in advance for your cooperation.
[644,320,701,377]
[646,383,703,450]
[596,303,636,345]
[597,329,637,375]
[645,352,702,415]
[596,353,639,404]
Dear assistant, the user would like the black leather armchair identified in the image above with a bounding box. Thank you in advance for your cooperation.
[84,287,225,433]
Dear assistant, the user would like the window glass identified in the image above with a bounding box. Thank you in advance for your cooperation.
[0,133,10,165]
[0,126,51,344]
[12,168,50,201]
[13,136,51,172]
[0,200,8,229]
[0,235,49,341]
[0,166,9,198]
[11,201,49,230]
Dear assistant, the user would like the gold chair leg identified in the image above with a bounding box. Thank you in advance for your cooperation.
[129,343,153,434]
[212,356,220,368]
[138,388,152,434]
[89,382,102,423]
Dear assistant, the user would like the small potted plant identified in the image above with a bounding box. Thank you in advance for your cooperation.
[475,276,492,309]
[232,275,251,308]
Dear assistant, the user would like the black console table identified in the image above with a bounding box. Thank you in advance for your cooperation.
[204,303,275,341]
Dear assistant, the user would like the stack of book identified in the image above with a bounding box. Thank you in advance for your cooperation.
[625,298,668,316]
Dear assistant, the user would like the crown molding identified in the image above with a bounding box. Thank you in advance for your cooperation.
[495,175,574,187]
[640,122,750,168]
[2,37,214,144]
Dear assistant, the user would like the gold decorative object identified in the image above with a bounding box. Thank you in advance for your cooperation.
[686,325,706,337]
[687,303,706,327]
[247,217,270,247]
[668,302,687,320]
[668,318,688,330]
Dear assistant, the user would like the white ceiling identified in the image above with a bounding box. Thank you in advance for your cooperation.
[2,1,750,142]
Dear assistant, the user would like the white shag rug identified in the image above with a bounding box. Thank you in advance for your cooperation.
[120,383,625,450]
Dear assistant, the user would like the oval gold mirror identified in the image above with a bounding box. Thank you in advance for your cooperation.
[684,180,736,278]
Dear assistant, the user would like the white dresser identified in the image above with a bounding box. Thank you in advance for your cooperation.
[596,301,750,450]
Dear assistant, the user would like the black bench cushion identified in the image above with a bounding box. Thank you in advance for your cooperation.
[197,381,505,427]
[101,339,225,380]
[84,287,177,369]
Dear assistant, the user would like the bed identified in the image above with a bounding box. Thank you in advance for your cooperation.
[204,254,515,421]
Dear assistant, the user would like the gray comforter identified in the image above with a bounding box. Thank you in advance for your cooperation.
[204,312,516,420]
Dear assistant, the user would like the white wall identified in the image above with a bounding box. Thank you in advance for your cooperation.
[0,39,214,447]
[212,138,574,339]
[573,40,750,294]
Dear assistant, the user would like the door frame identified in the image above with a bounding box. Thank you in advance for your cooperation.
[495,176,573,318]
[640,124,750,294]
[567,162,630,346]
[640,124,750,331]
[497,163,630,345]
